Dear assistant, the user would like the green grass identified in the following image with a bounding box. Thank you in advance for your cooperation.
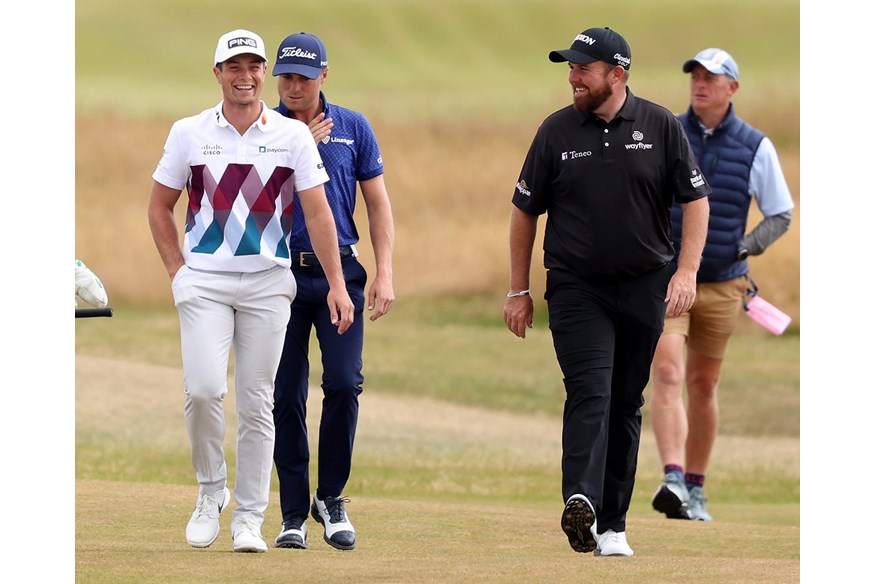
[74,295,800,581]
[76,298,799,437]
[76,297,799,508]
[76,0,800,138]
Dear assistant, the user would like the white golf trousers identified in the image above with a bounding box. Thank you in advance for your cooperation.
[171,264,296,526]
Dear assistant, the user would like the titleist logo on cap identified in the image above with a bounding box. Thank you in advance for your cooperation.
[280,46,318,61]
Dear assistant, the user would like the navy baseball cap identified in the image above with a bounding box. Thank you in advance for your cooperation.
[272,32,328,79]
[682,48,739,80]
[549,27,631,70]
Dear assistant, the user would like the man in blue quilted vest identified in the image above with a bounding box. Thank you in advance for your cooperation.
[649,48,795,522]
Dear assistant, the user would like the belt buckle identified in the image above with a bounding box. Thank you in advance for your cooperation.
[299,252,309,267]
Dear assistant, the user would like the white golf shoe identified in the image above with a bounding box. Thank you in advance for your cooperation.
[560,494,597,553]
[594,529,634,557]
[232,520,268,553]
[185,487,231,548]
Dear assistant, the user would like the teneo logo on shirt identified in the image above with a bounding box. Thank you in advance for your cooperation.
[561,150,592,161]
[516,180,532,197]
[624,130,653,150]
[690,170,706,188]
[259,146,290,153]
[229,37,258,50]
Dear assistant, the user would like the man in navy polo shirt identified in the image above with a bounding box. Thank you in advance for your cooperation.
[503,26,710,557]
[269,31,395,552]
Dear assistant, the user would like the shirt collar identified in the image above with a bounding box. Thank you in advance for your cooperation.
[213,100,271,133]
[274,91,331,120]
[687,102,736,136]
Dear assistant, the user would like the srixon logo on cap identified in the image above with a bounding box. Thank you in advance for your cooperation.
[228,37,258,50]
[574,34,597,45]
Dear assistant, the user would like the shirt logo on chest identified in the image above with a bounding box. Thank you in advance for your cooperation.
[201,143,223,156]
[624,130,653,150]
[561,150,592,161]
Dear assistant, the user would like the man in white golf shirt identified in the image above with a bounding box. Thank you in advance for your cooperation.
[147,28,354,553]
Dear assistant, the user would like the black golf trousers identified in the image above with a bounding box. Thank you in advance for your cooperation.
[546,264,671,534]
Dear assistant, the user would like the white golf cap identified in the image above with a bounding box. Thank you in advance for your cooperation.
[682,48,739,80]
[214,29,267,66]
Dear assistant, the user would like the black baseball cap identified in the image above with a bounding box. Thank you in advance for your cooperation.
[549,27,631,70]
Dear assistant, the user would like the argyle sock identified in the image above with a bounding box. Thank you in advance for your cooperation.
[685,473,705,490]
[664,464,684,481]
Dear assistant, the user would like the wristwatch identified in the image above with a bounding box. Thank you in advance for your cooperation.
[737,247,750,260]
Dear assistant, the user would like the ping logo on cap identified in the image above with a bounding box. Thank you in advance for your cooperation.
[228,37,258,50]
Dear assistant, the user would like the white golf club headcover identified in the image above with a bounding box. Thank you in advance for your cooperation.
[75,258,108,307]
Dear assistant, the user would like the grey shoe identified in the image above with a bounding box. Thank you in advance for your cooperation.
[688,486,713,521]
[651,473,692,520]
[560,494,597,553]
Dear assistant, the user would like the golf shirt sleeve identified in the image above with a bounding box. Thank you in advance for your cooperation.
[512,122,553,215]
[750,136,795,217]
[152,120,189,190]
[666,115,710,204]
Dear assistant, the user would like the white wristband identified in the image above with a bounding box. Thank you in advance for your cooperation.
[506,289,531,298]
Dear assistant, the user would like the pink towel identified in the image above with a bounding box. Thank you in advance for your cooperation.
[744,295,791,335]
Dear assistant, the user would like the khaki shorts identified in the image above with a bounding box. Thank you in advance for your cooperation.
[662,276,748,359]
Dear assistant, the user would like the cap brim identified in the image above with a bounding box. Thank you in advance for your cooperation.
[682,58,730,77]
[549,49,599,65]
[682,58,705,73]
[216,49,267,66]
[272,63,323,79]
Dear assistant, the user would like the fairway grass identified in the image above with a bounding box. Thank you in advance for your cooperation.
[76,351,799,583]
[77,479,799,584]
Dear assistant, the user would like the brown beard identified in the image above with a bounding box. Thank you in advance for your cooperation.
[572,79,612,114]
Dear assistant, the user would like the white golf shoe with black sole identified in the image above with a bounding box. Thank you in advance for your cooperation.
[311,493,356,550]
[275,517,308,549]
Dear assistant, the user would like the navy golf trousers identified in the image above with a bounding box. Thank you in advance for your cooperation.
[546,264,671,534]
[273,254,366,522]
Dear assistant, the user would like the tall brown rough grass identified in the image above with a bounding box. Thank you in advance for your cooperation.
[75,112,799,321]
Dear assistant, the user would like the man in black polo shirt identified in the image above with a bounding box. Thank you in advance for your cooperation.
[503,26,710,557]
